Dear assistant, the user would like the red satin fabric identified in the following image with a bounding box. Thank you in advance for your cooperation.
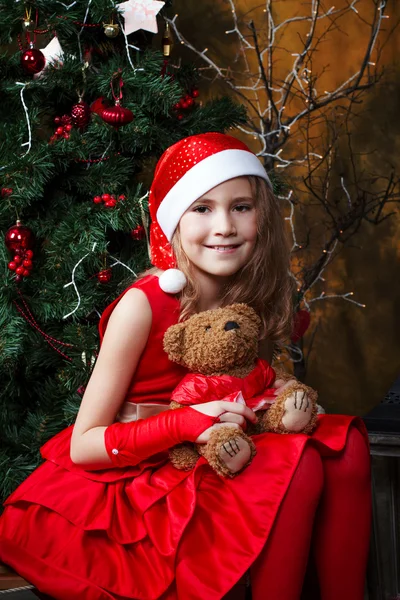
[0,275,368,600]
[171,358,278,410]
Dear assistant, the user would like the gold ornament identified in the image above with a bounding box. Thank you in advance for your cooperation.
[22,18,35,31]
[22,7,34,32]
[162,22,173,57]
[103,22,120,38]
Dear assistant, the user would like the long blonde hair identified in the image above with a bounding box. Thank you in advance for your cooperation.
[167,176,294,342]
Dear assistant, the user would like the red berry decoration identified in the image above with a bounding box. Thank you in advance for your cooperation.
[5,221,34,252]
[131,225,146,240]
[77,385,86,397]
[21,47,45,75]
[104,199,117,208]
[93,195,102,204]
[1,188,13,198]
[71,100,91,129]
[5,221,35,282]
[192,88,199,98]
[97,268,112,283]
[118,194,126,201]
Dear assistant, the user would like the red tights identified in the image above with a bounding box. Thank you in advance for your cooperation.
[250,426,371,600]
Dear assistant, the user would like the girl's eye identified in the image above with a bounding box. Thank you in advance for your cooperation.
[193,205,210,214]
[233,204,253,212]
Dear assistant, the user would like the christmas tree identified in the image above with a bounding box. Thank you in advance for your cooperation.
[0,0,246,502]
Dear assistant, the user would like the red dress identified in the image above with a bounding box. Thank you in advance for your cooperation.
[0,275,367,600]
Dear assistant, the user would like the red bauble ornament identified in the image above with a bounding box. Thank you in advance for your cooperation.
[21,47,45,75]
[71,101,91,129]
[101,103,134,128]
[291,309,311,343]
[1,188,13,198]
[5,221,34,252]
[90,97,110,117]
[97,268,112,283]
[131,225,146,241]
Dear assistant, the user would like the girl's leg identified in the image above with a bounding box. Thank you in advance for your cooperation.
[250,445,324,600]
[312,426,371,600]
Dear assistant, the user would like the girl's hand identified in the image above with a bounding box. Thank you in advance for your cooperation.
[191,401,257,444]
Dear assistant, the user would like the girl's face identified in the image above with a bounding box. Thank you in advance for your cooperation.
[178,177,257,279]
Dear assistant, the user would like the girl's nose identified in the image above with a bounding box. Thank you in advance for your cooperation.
[213,210,236,236]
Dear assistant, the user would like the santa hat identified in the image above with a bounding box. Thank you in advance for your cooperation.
[149,132,272,293]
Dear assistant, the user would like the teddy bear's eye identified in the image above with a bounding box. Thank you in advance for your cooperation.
[205,325,211,331]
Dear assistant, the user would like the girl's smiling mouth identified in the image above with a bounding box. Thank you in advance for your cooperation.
[204,244,242,253]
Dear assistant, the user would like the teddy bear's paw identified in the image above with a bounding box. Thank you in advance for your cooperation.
[218,436,253,475]
[261,384,318,435]
[199,427,257,478]
[281,390,314,432]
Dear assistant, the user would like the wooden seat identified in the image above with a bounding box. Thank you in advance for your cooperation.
[0,562,30,591]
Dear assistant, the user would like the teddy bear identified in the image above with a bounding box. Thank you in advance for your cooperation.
[163,303,319,478]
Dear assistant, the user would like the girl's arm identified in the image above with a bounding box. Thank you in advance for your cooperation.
[70,288,153,465]
[70,288,221,469]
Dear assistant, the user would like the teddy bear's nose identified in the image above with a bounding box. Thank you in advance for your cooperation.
[224,321,240,331]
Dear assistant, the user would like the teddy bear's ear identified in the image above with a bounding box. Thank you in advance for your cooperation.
[227,303,261,329]
[163,322,186,364]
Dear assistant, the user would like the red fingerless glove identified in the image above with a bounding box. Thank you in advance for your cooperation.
[104,407,218,468]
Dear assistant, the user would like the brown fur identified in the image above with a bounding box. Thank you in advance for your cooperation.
[164,304,318,478]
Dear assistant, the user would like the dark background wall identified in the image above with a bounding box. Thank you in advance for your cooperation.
[161,0,400,415]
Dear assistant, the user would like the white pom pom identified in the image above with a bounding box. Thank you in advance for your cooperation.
[158,269,187,294]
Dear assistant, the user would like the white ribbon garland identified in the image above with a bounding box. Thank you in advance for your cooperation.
[16,82,32,156]
[63,242,97,319]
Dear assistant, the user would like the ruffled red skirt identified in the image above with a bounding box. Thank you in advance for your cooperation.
[0,415,367,600]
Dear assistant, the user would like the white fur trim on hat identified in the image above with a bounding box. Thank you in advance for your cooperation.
[156,149,271,242]
[158,269,187,294]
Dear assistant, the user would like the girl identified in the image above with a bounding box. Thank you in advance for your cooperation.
[0,133,371,600]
